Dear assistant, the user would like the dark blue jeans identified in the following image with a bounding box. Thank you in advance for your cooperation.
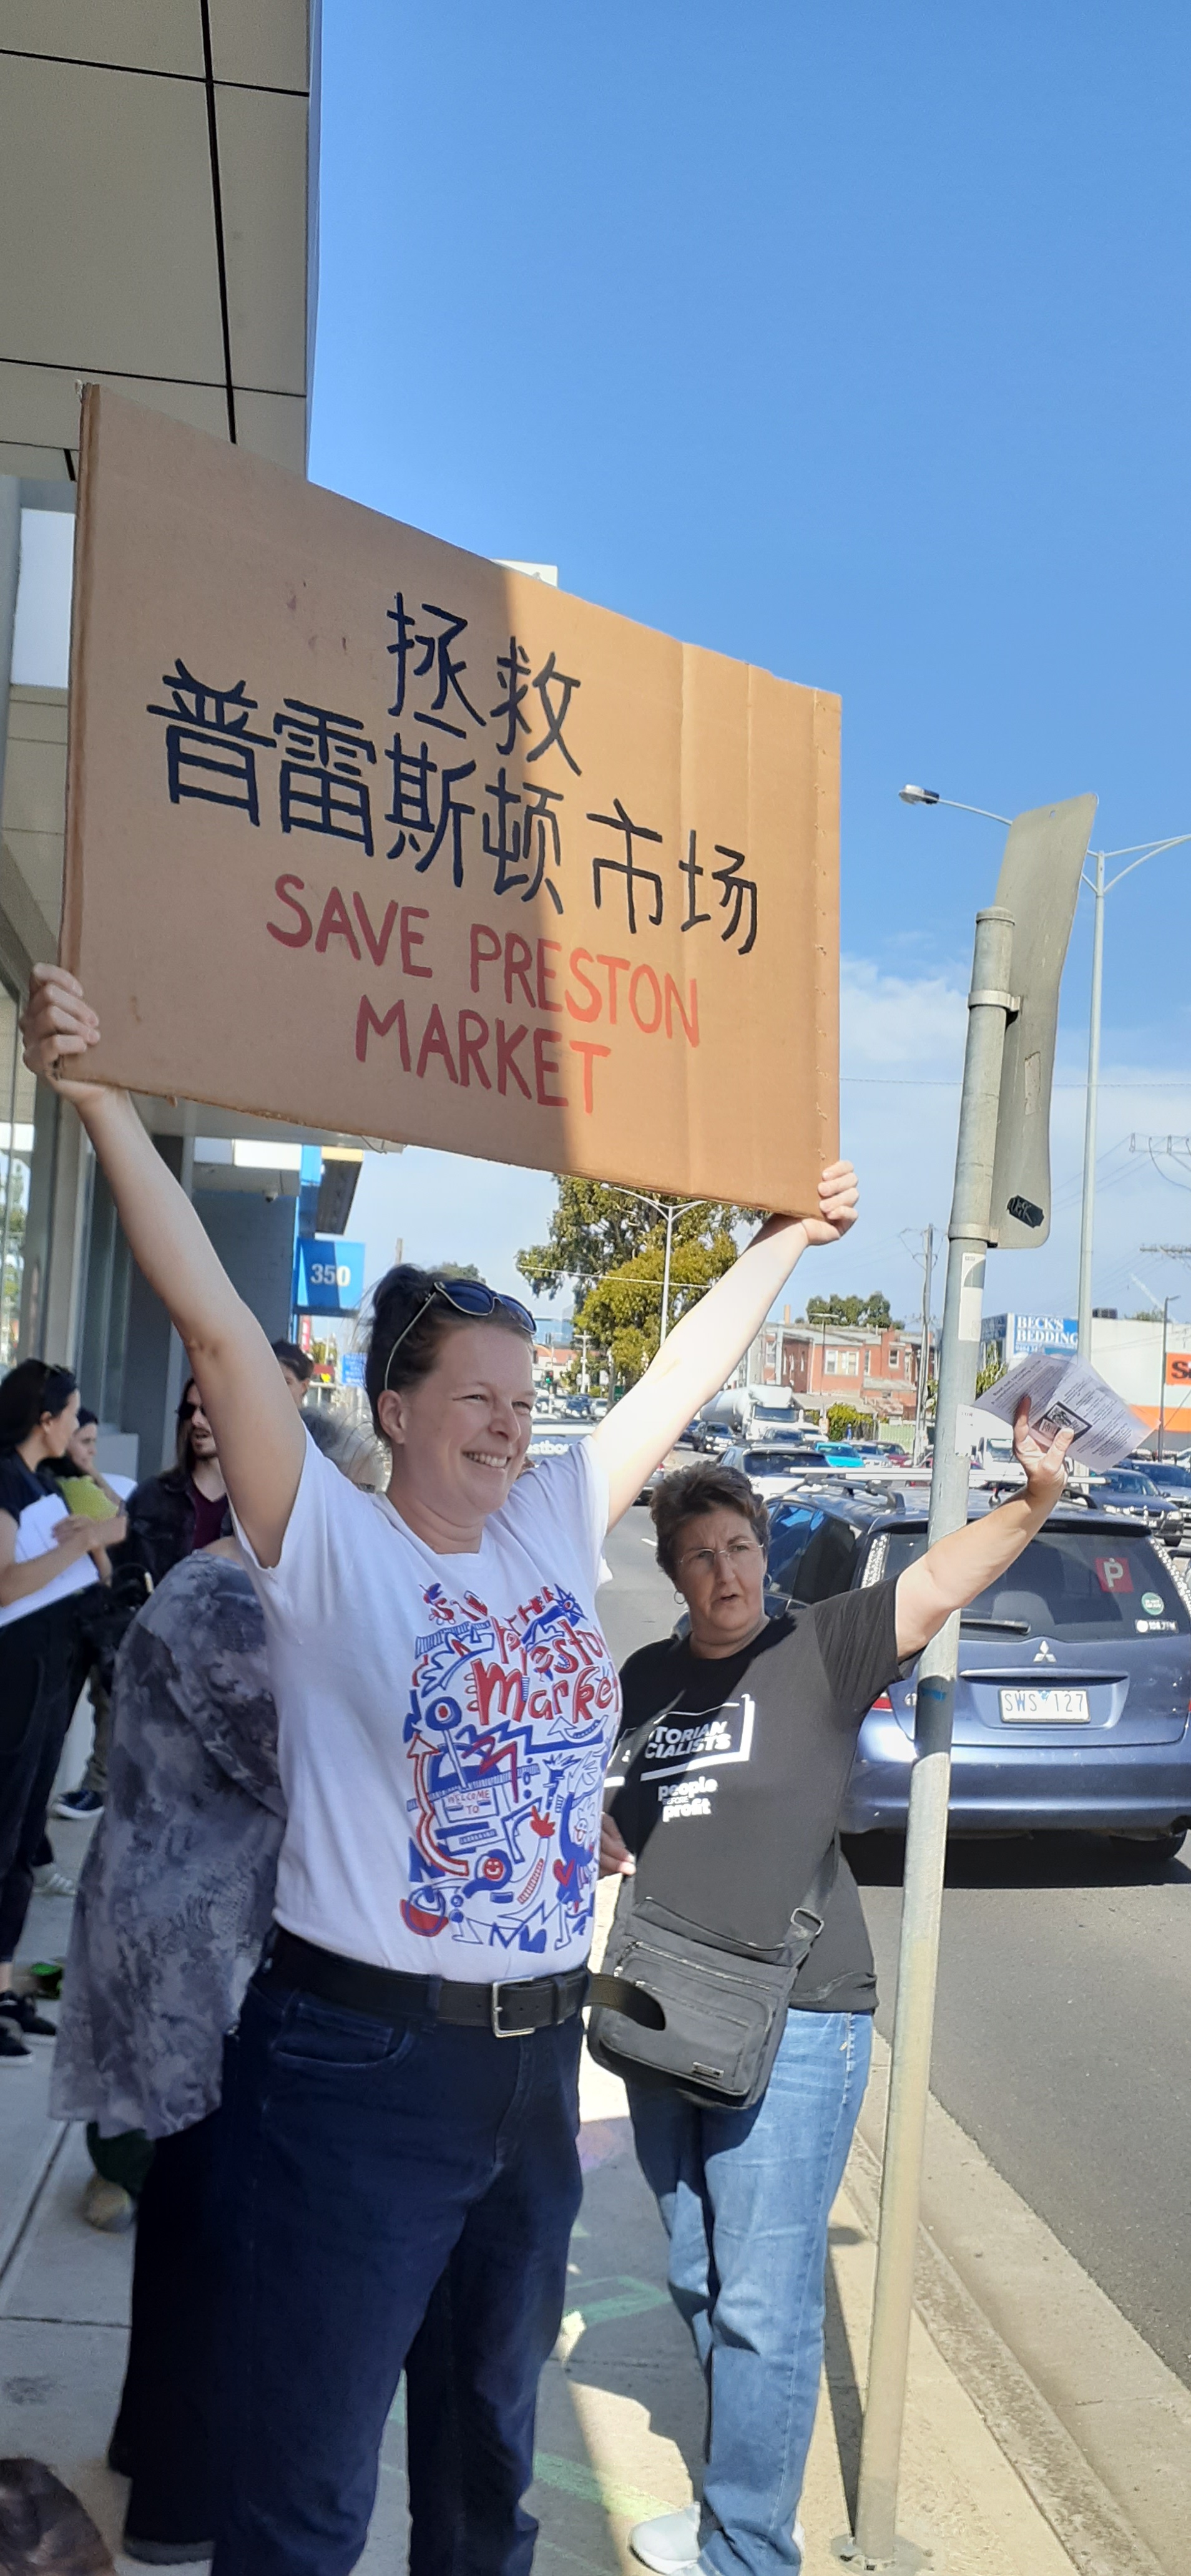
[212,1974,584,2576]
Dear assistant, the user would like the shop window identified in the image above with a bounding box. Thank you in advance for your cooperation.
[0,980,36,1370]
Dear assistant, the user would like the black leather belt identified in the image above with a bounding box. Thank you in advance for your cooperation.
[263,1926,592,2037]
[262,1926,662,2039]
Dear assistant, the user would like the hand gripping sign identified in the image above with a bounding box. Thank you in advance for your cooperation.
[62,388,839,1214]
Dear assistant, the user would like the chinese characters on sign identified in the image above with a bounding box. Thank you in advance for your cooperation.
[146,600,758,952]
[70,386,839,1216]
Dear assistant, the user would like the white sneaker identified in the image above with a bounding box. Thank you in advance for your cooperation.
[629,2503,806,2574]
[629,2504,700,2573]
[32,1861,76,1898]
[81,2174,136,2233]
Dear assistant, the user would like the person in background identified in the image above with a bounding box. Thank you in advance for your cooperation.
[53,1407,135,1520]
[52,1408,386,2567]
[122,1380,229,1588]
[49,1408,136,1823]
[0,1361,124,2062]
[602,1415,1071,2576]
[271,1339,314,1408]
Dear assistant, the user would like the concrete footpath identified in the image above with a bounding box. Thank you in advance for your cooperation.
[0,1859,1182,2574]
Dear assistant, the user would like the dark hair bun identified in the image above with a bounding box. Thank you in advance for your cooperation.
[364,1265,443,1430]
[0,2456,115,2571]
[363,1265,531,1437]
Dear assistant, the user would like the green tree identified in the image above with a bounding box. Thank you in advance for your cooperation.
[433,1261,483,1282]
[518,1177,765,1390]
[517,1178,757,1299]
[806,1290,900,1331]
[826,1403,873,1441]
[974,1356,1005,1396]
[573,1225,740,1388]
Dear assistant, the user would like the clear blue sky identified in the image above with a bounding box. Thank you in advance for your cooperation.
[310,2,1191,1328]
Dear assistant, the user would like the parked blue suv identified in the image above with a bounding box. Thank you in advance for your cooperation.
[765,1490,1191,1864]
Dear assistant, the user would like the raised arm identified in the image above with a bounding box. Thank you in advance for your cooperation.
[893,1401,1073,1657]
[21,967,304,1566]
[591,1162,858,1525]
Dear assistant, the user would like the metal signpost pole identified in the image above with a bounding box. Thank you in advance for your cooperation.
[855,793,1095,2567]
[1159,1296,1170,1461]
[1076,847,1105,1361]
[853,907,1016,2565]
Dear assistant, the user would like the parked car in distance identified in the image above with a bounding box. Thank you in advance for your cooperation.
[1132,1458,1191,1533]
[763,1489,1191,1861]
[1079,1466,1184,1551]
[720,1442,847,1501]
[689,1419,732,1453]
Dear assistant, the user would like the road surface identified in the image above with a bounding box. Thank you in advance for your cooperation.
[599,1505,1191,2390]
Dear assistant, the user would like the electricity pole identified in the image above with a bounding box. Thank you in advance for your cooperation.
[911,1224,934,1465]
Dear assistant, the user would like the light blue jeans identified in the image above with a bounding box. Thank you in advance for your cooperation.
[628,2011,872,2576]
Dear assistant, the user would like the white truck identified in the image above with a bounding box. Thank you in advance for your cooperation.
[700,1385,815,1442]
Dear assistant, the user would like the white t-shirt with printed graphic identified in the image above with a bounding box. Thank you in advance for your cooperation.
[237,1433,620,1980]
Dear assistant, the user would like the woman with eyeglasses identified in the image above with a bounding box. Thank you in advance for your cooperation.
[0,1359,125,2062]
[22,961,857,2576]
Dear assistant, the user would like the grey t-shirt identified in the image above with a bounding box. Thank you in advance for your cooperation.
[611,1581,901,2014]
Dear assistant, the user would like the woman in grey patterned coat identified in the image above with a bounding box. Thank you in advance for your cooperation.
[51,1410,383,2567]
[51,1549,282,2147]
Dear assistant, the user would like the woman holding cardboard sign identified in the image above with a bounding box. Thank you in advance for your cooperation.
[23,958,858,2576]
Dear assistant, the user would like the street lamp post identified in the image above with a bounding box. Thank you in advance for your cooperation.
[610,1186,707,1343]
[899,789,1191,1358]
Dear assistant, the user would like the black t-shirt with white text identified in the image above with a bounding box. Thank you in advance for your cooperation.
[611,1580,901,2014]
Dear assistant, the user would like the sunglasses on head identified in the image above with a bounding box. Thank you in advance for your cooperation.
[382,1279,534,1393]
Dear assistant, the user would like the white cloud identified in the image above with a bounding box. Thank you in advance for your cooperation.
[840,953,967,1072]
[340,957,1191,1344]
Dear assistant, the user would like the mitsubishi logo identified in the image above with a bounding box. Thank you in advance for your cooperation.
[1033,1639,1056,1663]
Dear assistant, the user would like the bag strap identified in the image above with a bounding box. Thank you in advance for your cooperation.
[586,1967,665,2024]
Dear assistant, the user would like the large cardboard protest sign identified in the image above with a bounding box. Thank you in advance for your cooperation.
[62,389,839,1212]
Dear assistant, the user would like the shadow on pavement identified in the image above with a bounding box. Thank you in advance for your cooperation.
[822,2226,865,2528]
[844,1828,1191,1891]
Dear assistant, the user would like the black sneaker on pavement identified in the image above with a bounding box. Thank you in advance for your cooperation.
[0,2015,31,2062]
[51,1784,105,1819]
[0,1991,55,2040]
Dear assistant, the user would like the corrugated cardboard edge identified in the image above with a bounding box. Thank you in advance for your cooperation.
[811,687,841,1176]
[59,382,100,977]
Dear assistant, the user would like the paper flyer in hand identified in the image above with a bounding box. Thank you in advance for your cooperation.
[975,1354,1142,1471]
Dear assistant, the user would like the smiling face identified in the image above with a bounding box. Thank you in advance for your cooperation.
[673,1505,768,1657]
[376,1320,536,1546]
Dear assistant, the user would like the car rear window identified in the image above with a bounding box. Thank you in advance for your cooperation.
[768,1504,863,1604]
[875,1527,1190,1642]
[743,1449,812,1477]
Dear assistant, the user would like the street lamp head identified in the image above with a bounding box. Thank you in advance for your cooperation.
[898,784,940,806]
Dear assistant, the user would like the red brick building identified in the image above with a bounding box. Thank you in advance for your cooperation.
[745,1319,923,1429]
